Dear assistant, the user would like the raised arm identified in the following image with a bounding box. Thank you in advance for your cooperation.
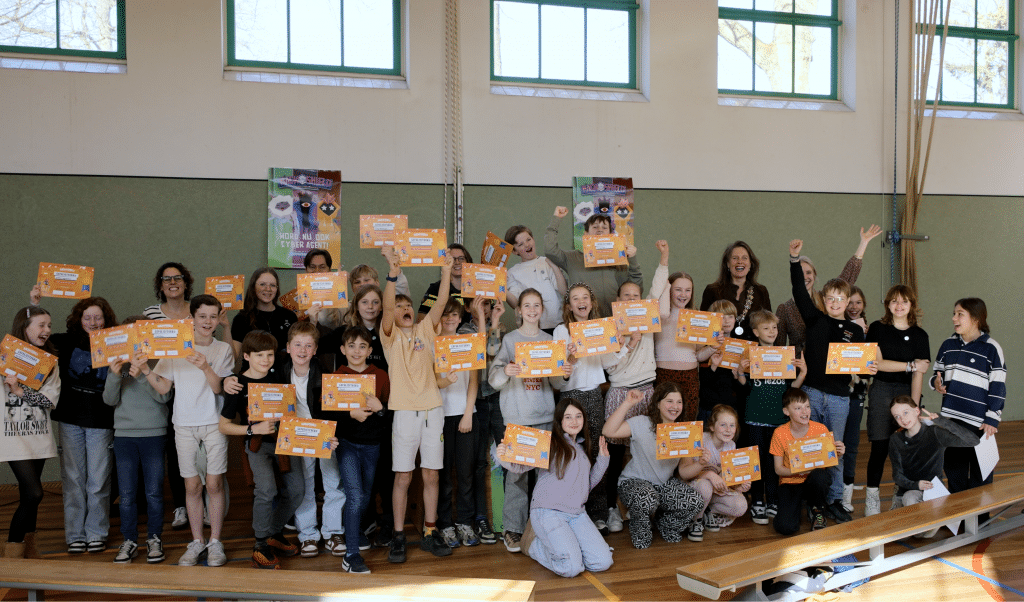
[788,240,819,323]
[380,245,400,337]
[649,240,671,319]
[424,255,455,328]
[603,389,642,439]
[544,206,570,271]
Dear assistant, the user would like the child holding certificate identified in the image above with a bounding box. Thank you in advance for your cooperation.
[770,389,845,535]
[489,288,573,553]
[504,225,566,333]
[552,283,629,533]
[652,240,717,421]
[678,405,749,541]
[698,300,741,425]
[496,398,613,578]
[1,307,60,559]
[603,384,704,549]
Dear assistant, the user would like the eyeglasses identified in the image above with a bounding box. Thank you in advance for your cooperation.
[161,275,184,283]
[824,296,846,303]
[257,283,279,290]
[450,256,467,264]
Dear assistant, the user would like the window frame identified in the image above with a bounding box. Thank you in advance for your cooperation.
[225,0,402,77]
[922,1,1018,110]
[717,1,841,101]
[0,0,126,60]
[489,0,639,90]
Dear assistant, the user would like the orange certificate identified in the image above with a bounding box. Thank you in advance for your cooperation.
[500,424,552,469]
[655,422,704,460]
[88,325,140,369]
[247,383,297,421]
[675,310,723,345]
[787,433,839,473]
[569,317,620,358]
[582,235,627,268]
[136,320,195,359]
[719,338,754,370]
[480,231,512,268]
[749,346,796,379]
[826,343,879,374]
[205,275,245,310]
[296,272,349,310]
[397,228,448,266]
[278,288,300,313]
[611,300,662,334]
[275,418,337,460]
[37,263,95,299]
[514,341,567,377]
[461,264,507,301]
[434,333,486,373]
[721,446,762,485]
[359,214,408,248]
[322,374,376,411]
[0,334,57,391]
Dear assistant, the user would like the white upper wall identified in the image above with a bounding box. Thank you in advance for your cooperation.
[0,0,1020,195]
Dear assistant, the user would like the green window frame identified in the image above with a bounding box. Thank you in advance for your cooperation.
[0,0,126,60]
[490,0,638,90]
[923,0,1017,109]
[226,0,402,76]
[718,1,841,100]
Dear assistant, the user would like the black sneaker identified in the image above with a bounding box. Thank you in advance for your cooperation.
[475,517,498,544]
[750,502,769,525]
[388,532,407,564]
[342,553,371,574]
[251,541,281,569]
[419,530,453,557]
[810,508,828,530]
[766,504,779,518]
[373,527,394,548]
[825,501,852,523]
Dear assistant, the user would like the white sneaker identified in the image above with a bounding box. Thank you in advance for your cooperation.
[440,526,461,548]
[865,487,881,517]
[842,483,855,512]
[607,508,624,533]
[178,539,207,566]
[146,535,165,563]
[704,513,722,532]
[206,539,227,567]
[113,540,138,564]
[171,507,188,529]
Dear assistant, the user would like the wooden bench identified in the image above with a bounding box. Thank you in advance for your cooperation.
[677,474,1024,601]
[0,558,536,601]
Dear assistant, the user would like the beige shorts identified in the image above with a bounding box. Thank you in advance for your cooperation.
[174,424,228,478]
[392,407,444,472]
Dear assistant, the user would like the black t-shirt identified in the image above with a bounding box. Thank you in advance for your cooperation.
[417,281,465,316]
[867,322,931,385]
[319,324,388,373]
[221,372,277,442]
[231,306,298,354]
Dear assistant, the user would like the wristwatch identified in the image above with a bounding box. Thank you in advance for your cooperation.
[246,425,253,437]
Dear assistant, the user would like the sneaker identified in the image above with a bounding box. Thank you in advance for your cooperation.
[811,508,827,530]
[456,523,480,547]
[68,541,87,554]
[87,540,106,553]
[503,531,522,553]
[687,521,705,542]
[766,504,779,518]
[825,501,852,523]
[113,540,138,564]
[594,519,610,536]
[704,513,722,532]
[206,540,227,567]
[440,526,461,549]
[284,519,297,531]
[268,532,299,557]
[251,541,280,569]
[178,539,207,566]
[607,508,624,533]
[363,521,378,537]
[171,507,188,530]
[420,529,454,557]
[388,532,407,564]
[300,539,319,558]
[865,487,881,517]
[373,526,394,548]
[475,517,497,544]
[842,483,856,512]
[358,534,371,551]
[146,535,165,563]
[326,534,346,556]
[750,502,769,525]
[342,553,371,574]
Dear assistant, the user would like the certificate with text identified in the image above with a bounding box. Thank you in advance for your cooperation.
[500,424,552,469]
[360,215,408,248]
[136,320,195,359]
[514,341,566,377]
[611,300,662,333]
[655,422,704,459]
[89,325,140,369]
[397,229,448,266]
[582,235,627,267]
[721,445,761,485]
[675,310,723,345]
[826,343,878,374]
[278,288,300,313]
[435,333,486,373]
[787,432,839,473]
[461,264,507,302]
[480,231,512,268]
[275,418,336,459]
[749,346,796,379]
[205,275,245,310]
[322,374,376,411]
[569,317,620,358]
[296,272,349,310]
[0,334,57,391]
[247,383,297,421]
[719,338,754,370]
[37,263,95,299]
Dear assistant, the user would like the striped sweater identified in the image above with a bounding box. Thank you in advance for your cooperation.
[933,333,1006,428]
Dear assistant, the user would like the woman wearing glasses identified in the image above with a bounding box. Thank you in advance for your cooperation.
[230,267,297,360]
[144,263,194,321]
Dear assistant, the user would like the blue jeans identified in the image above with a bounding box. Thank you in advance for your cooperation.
[58,423,113,543]
[802,386,849,504]
[338,439,380,553]
[113,436,165,542]
[296,454,344,542]
[528,507,613,578]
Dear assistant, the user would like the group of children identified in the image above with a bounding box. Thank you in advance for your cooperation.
[1,209,1004,578]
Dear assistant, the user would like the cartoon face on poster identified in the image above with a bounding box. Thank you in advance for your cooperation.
[571,177,634,251]
[267,168,342,269]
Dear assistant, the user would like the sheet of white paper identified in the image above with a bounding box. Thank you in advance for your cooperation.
[922,476,949,501]
[975,434,999,481]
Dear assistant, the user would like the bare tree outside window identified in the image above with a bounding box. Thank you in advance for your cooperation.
[0,0,120,55]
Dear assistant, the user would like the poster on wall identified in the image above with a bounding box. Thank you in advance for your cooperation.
[571,177,634,251]
[267,168,342,269]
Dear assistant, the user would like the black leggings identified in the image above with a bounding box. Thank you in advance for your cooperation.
[7,458,47,542]
[866,440,890,488]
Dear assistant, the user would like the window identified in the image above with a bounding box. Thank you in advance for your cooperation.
[0,0,125,59]
[718,0,840,99]
[923,0,1016,109]
[491,0,638,89]
[226,0,401,76]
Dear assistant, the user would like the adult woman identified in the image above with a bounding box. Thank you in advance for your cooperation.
[775,226,882,352]
[1,307,61,558]
[699,241,771,338]
[230,267,298,360]
[932,298,1005,494]
[603,383,703,549]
